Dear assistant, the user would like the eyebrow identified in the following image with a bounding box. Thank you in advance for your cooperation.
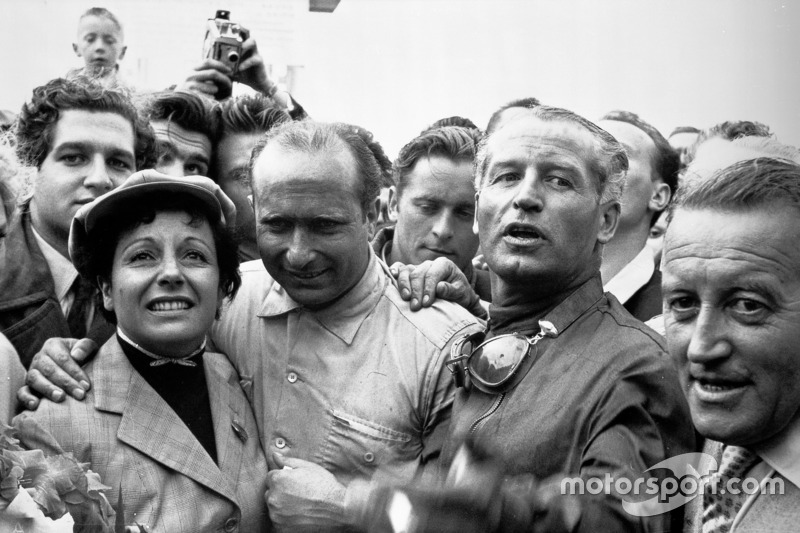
[52,141,134,161]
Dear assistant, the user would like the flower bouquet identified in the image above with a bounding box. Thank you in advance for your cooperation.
[0,423,116,533]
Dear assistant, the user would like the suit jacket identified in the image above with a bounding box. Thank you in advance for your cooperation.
[0,212,113,368]
[624,268,663,323]
[0,332,24,423]
[13,336,269,533]
[684,440,800,533]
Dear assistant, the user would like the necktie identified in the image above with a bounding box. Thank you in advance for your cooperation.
[67,276,95,339]
[702,445,760,533]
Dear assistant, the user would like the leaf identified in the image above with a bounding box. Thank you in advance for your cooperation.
[0,464,22,500]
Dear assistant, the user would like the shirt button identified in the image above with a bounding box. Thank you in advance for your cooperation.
[224,517,238,532]
[287,372,298,383]
[275,437,286,449]
[364,451,375,463]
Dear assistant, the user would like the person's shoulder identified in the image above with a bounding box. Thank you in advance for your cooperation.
[379,280,483,350]
[226,260,274,310]
[600,292,667,351]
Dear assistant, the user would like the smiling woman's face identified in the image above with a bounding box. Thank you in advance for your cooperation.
[100,209,223,357]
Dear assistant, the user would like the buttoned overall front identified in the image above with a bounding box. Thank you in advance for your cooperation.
[212,253,481,485]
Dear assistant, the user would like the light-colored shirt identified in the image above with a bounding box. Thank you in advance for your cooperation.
[210,252,481,485]
[604,244,655,305]
[32,227,95,334]
[32,226,78,317]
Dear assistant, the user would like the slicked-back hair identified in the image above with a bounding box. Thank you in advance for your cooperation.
[249,120,383,214]
[79,7,124,36]
[16,77,156,171]
[670,157,800,221]
[394,126,482,196]
[140,90,220,145]
[219,93,291,136]
[601,110,680,202]
[485,97,541,134]
[476,105,629,204]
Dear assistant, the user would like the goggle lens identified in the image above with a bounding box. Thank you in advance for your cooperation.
[469,335,531,388]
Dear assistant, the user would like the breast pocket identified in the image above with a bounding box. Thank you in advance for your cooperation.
[319,410,419,477]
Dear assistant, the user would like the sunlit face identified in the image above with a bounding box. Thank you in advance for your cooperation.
[73,15,126,71]
[663,206,800,447]
[599,120,667,232]
[215,132,262,259]
[253,144,376,308]
[152,121,213,178]
[476,115,618,293]
[30,109,136,250]
[389,155,478,272]
[101,210,224,358]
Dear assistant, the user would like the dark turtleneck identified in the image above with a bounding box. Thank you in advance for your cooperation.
[118,334,218,464]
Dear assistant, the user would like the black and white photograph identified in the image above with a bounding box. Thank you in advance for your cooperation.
[0,1,798,532]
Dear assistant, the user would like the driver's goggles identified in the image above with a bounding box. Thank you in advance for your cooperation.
[447,320,558,393]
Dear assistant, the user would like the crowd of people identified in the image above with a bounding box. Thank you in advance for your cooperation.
[1,6,799,533]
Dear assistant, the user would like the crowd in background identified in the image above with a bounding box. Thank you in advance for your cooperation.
[1,6,800,533]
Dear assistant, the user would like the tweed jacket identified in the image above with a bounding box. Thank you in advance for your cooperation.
[0,212,113,368]
[684,440,800,533]
[13,336,269,533]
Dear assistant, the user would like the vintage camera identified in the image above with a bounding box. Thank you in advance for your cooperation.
[203,10,249,77]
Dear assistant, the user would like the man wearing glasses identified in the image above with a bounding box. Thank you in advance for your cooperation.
[387,105,695,531]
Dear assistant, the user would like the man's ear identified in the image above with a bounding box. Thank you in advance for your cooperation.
[118,45,127,62]
[472,191,481,236]
[366,196,380,238]
[98,278,114,312]
[72,43,81,57]
[387,186,398,220]
[648,181,671,213]
[597,201,620,245]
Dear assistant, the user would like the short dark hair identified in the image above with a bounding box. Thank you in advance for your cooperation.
[477,105,628,204]
[249,120,383,213]
[423,116,479,132]
[219,93,291,136]
[485,97,541,134]
[76,192,241,324]
[140,90,220,145]
[79,7,123,35]
[16,77,156,171]
[601,110,680,225]
[671,157,800,220]
[394,126,482,196]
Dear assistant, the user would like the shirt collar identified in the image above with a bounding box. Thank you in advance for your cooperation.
[31,226,78,302]
[603,245,655,304]
[754,415,800,489]
[258,251,387,345]
[375,225,478,289]
[488,274,605,337]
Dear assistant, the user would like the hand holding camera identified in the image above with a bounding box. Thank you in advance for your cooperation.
[177,10,275,100]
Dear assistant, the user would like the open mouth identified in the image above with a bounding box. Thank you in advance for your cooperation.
[504,223,543,241]
[287,269,327,280]
[148,300,193,312]
[692,376,749,398]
